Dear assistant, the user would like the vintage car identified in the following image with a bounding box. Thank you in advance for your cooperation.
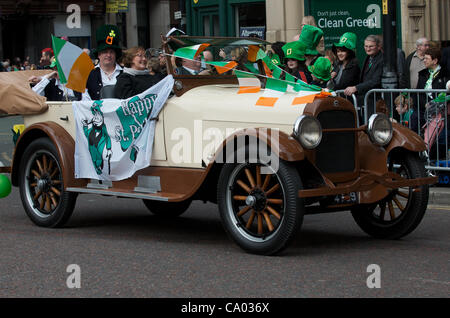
[2,36,437,255]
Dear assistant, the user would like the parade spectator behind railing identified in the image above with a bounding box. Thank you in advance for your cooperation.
[114,47,162,100]
[329,32,360,91]
[394,93,414,127]
[282,41,311,84]
[299,25,324,67]
[39,48,54,69]
[344,35,383,121]
[406,37,429,89]
[85,25,123,100]
[412,47,449,133]
[29,57,81,101]
[308,56,332,88]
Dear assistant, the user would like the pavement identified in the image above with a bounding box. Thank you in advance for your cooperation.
[429,186,450,206]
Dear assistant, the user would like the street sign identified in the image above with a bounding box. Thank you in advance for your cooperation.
[307,0,385,65]
[118,0,129,13]
[106,0,118,13]
[239,26,265,39]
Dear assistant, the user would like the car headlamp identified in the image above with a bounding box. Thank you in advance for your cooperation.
[293,115,322,149]
[367,113,393,146]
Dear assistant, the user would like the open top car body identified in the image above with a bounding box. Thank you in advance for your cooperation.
[4,36,437,255]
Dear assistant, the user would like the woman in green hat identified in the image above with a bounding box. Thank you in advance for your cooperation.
[282,41,312,84]
[329,32,361,91]
[307,57,332,88]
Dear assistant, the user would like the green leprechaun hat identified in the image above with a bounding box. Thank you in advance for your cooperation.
[308,57,332,81]
[282,41,307,61]
[299,24,323,56]
[92,24,122,58]
[332,32,357,56]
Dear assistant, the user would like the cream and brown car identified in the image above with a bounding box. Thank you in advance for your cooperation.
[3,36,437,255]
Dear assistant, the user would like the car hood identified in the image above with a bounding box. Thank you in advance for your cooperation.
[171,84,307,125]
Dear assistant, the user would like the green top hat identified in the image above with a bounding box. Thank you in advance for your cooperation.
[308,57,332,81]
[299,25,323,56]
[332,32,357,54]
[93,24,122,58]
[282,41,307,61]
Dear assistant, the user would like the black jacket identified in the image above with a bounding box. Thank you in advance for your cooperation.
[330,58,360,90]
[356,51,383,96]
[114,72,164,99]
[416,66,448,91]
[44,78,81,101]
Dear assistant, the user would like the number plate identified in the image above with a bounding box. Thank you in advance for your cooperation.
[333,192,358,204]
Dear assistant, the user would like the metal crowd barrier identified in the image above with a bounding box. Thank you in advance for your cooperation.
[363,89,450,176]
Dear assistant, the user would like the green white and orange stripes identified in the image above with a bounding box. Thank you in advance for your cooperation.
[173,43,211,60]
[256,77,287,107]
[51,35,94,93]
[209,61,238,74]
[235,70,261,94]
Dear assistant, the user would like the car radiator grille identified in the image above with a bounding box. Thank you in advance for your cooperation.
[315,110,356,174]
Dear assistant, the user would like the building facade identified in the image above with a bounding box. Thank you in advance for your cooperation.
[0,1,106,64]
[265,0,450,56]
[0,0,448,63]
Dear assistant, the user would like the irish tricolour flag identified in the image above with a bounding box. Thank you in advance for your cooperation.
[51,35,94,93]
[173,43,210,60]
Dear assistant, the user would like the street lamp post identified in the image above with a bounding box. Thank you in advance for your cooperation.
[381,0,398,89]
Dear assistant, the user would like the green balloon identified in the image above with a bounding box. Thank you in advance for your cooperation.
[0,174,12,198]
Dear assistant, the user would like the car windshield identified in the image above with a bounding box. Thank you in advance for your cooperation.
[167,36,271,76]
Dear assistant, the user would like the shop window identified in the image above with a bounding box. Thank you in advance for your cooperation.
[235,3,266,39]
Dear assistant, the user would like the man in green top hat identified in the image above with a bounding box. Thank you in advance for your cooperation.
[308,56,332,88]
[85,24,123,100]
[282,41,312,83]
[299,24,323,66]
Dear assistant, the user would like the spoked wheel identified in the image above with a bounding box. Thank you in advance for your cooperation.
[351,152,429,239]
[218,160,304,255]
[19,138,77,227]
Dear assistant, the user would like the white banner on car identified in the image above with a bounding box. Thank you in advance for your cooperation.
[73,75,174,181]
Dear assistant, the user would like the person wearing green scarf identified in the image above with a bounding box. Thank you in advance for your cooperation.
[412,47,448,133]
